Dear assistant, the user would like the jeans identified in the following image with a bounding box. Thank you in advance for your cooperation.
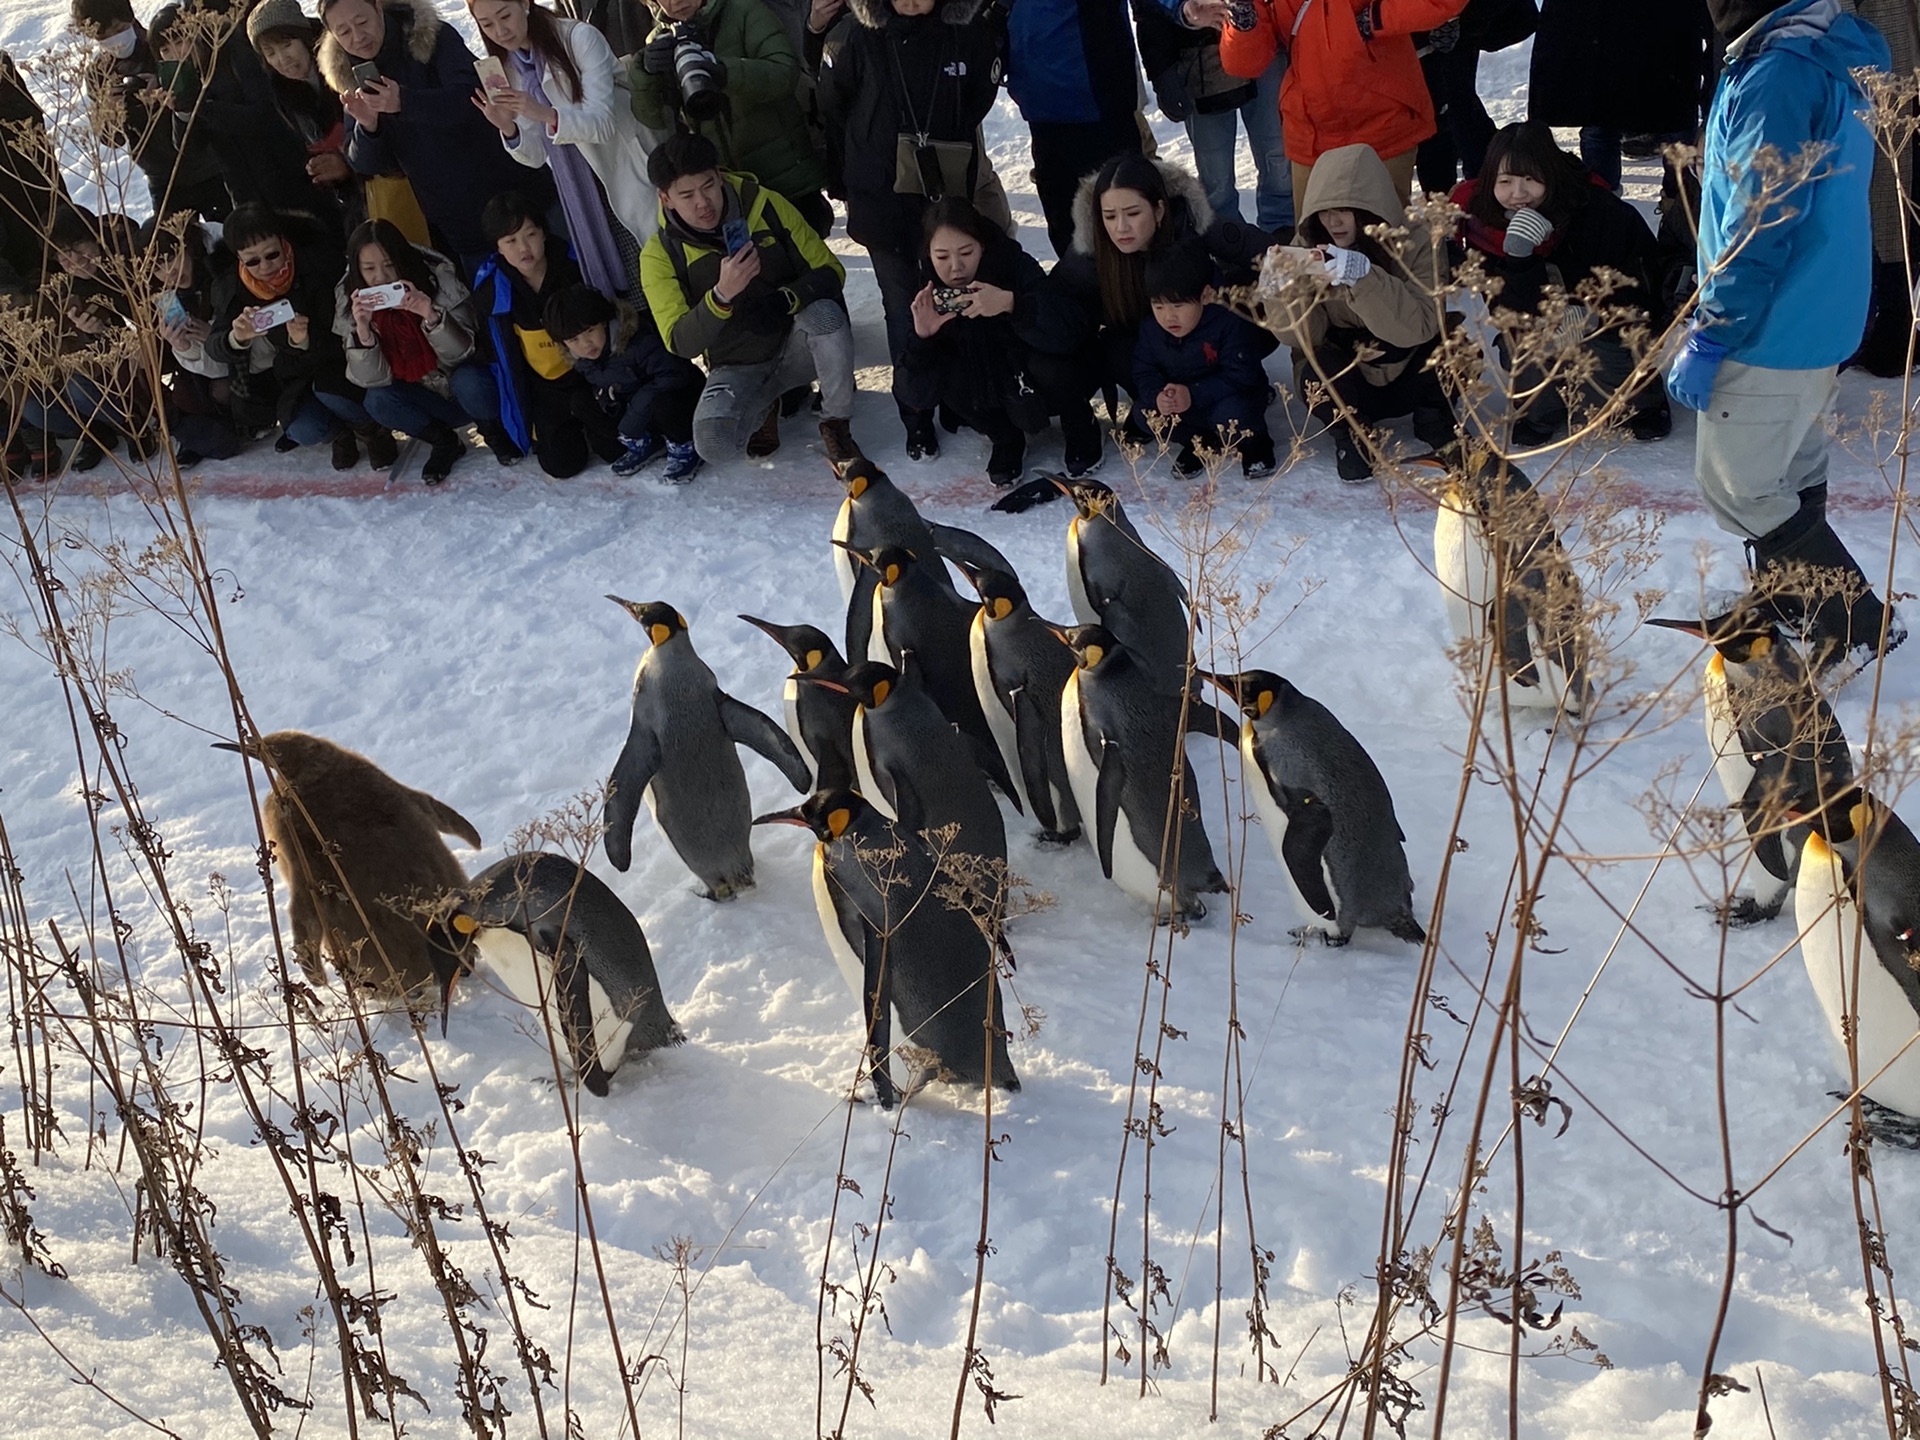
[362,365,501,438]
[1187,58,1292,231]
[23,374,122,439]
[284,390,373,447]
[693,300,856,461]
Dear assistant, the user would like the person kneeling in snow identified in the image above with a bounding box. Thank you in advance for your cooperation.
[1281,142,1453,484]
[1132,239,1277,479]
[544,284,706,482]
[639,132,865,470]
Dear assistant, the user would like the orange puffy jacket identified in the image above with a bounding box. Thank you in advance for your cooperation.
[1220,0,1466,167]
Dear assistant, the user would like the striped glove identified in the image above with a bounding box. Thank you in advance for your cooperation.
[1503,207,1554,258]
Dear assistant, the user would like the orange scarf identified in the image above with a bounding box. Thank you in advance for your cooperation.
[240,250,296,303]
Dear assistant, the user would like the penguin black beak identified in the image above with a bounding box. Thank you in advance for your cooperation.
[1645,616,1710,640]
[1046,473,1073,496]
[1042,624,1073,647]
[830,539,875,571]
[606,594,646,622]
[951,557,984,592]
[738,613,799,649]
[752,806,810,828]
[211,738,261,760]
[798,675,852,694]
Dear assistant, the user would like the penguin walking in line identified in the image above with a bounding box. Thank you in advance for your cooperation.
[432,852,682,1096]
[1426,444,1590,721]
[738,615,860,792]
[756,789,1019,1107]
[1048,476,1197,696]
[1057,625,1234,923]
[214,730,480,997]
[841,542,1022,804]
[1648,605,1853,925]
[957,559,1082,844]
[1204,670,1425,946]
[1792,789,1920,1122]
[833,459,1013,657]
[604,600,812,899]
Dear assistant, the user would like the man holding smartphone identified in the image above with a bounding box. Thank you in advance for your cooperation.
[639,133,865,470]
[316,0,551,275]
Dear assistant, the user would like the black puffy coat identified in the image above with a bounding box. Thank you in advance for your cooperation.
[895,229,1086,415]
[204,238,362,429]
[185,43,336,224]
[816,0,1001,258]
[1132,0,1253,125]
[1454,169,1665,324]
[1527,0,1713,135]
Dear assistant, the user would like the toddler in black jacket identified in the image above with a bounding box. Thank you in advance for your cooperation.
[545,285,706,482]
[1132,241,1276,478]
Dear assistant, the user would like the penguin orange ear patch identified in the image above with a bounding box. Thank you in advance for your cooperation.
[883,564,902,587]
[1082,644,1104,669]
[805,648,823,671]
[675,611,688,629]
[1750,634,1773,656]
[1256,689,1274,717]
[848,473,868,499]
[990,597,1013,620]
[451,912,478,936]
[649,623,672,645]
[871,678,892,707]
[1852,799,1875,839]
[827,806,851,838]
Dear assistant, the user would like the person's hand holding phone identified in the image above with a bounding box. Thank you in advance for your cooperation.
[230,308,262,346]
[911,283,955,339]
[714,230,760,307]
[960,281,1012,318]
[285,312,310,348]
[361,76,402,115]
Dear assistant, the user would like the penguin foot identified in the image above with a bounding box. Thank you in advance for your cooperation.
[701,875,755,902]
[1709,895,1783,928]
[1289,925,1350,948]
[1035,827,1081,847]
[1830,1091,1920,1149]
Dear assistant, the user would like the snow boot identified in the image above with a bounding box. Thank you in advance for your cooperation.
[330,428,360,470]
[1749,488,1905,671]
[819,416,864,471]
[420,421,466,485]
[1628,400,1672,442]
[904,409,939,463]
[746,404,781,458]
[1330,423,1373,483]
[478,422,524,466]
[1240,434,1277,480]
[70,432,111,473]
[611,432,664,477]
[1412,398,1458,452]
[360,423,400,472]
[661,440,703,484]
[986,430,1026,486]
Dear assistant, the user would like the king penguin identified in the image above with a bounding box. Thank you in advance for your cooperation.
[1792,789,1920,1117]
[957,559,1082,844]
[604,599,812,899]
[738,614,860,792]
[1204,670,1425,946]
[755,789,1019,1107]
[432,852,682,1096]
[840,542,1021,804]
[1427,443,1589,721]
[1048,476,1197,696]
[1057,625,1233,922]
[214,730,480,997]
[1648,604,1852,925]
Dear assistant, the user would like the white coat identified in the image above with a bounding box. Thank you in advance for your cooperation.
[500,17,670,247]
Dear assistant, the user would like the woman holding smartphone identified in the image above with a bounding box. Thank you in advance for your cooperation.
[334,218,515,484]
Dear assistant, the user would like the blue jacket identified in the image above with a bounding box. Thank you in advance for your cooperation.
[1132,303,1272,417]
[1697,0,1888,370]
[1005,0,1138,126]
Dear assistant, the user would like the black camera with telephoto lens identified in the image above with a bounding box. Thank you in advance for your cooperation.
[666,23,726,124]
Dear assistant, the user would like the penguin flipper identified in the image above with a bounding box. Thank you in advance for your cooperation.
[1279,795,1339,923]
[719,693,813,792]
[1184,698,1238,741]
[1011,686,1061,835]
[1094,741,1126,882]
[417,790,483,850]
[603,727,662,872]
[845,567,877,662]
[929,522,1016,582]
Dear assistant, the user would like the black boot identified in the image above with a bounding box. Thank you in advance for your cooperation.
[903,408,939,462]
[419,421,466,486]
[1749,489,1905,670]
[359,423,399,472]
[477,422,524,466]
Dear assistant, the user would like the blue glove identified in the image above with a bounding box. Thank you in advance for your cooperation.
[1666,328,1727,412]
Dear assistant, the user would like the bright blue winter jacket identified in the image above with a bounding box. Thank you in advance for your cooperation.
[1696,0,1889,370]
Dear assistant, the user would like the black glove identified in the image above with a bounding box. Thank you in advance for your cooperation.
[1355,0,1381,40]
[642,30,679,76]
[1425,16,1460,51]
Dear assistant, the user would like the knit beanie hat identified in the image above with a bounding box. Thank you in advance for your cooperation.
[1707,0,1791,41]
[246,0,318,49]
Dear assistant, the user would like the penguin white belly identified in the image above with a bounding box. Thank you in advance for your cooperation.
[471,929,633,1081]
[868,585,891,665]
[1795,845,1920,1115]
[784,677,816,781]
[971,616,1028,812]
[1065,520,1096,625]
[1703,658,1754,809]
[833,499,856,601]
[852,710,896,820]
[811,845,867,1003]
[1432,498,1568,716]
[1241,727,1340,935]
[1060,673,1163,907]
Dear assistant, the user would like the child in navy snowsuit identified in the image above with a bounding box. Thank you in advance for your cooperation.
[1133,240,1276,478]
[544,285,706,481]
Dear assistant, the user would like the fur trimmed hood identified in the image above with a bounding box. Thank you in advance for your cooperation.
[846,0,987,29]
[1067,157,1212,256]
[317,0,442,93]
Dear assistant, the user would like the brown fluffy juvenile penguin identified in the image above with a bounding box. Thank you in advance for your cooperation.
[217,730,482,998]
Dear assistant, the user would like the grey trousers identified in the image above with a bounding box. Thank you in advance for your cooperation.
[692,299,856,462]
[1693,360,1837,541]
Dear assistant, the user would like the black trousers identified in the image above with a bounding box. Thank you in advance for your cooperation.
[1028,114,1143,259]
[525,372,622,478]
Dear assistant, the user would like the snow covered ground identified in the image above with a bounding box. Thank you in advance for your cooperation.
[6,4,1920,1438]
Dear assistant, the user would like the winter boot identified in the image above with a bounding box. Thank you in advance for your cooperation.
[478,422,524,466]
[1749,488,1905,671]
[986,430,1026,487]
[661,440,703,484]
[746,404,781,458]
[70,432,111,473]
[1240,434,1277,480]
[275,431,300,454]
[903,409,939,463]
[1511,411,1559,448]
[17,429,60,478]
[611,432,664,477]
[360,423,399,471]
[125,429,159,463]
[819,416,864,471]
[1412,398,1458,453]
[420,421,466,485]
[1172,443,1205,480]
[330,428,361,470]
[1330,422,1373,483]
[1061,402,1103,478]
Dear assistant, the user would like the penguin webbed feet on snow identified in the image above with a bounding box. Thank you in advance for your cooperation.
[1036,826,1081,847]
[991,474,1066,514]
[1289,924,1350,949]
[1830,1091,1920,1149]
[1708,893,1785,928]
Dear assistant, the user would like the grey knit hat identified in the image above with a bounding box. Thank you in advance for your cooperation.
[246,0,319,49]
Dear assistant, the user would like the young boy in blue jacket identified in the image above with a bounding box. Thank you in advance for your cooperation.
[1133,241,1277,478]
[544,285,706,482]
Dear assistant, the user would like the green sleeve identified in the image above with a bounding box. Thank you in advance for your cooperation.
[766,186,844,308]
[724,0,803,104]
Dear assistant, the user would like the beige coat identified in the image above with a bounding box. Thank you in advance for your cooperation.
[1283,143,1446,388]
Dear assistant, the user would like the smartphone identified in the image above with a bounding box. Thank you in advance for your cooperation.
[722,218,750,257]
[931,285,973,315]
[156,290,188,329]
[351,60,381,88]
[472,55,507,89]
[252,298,296,330]
[356,281,409,311]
